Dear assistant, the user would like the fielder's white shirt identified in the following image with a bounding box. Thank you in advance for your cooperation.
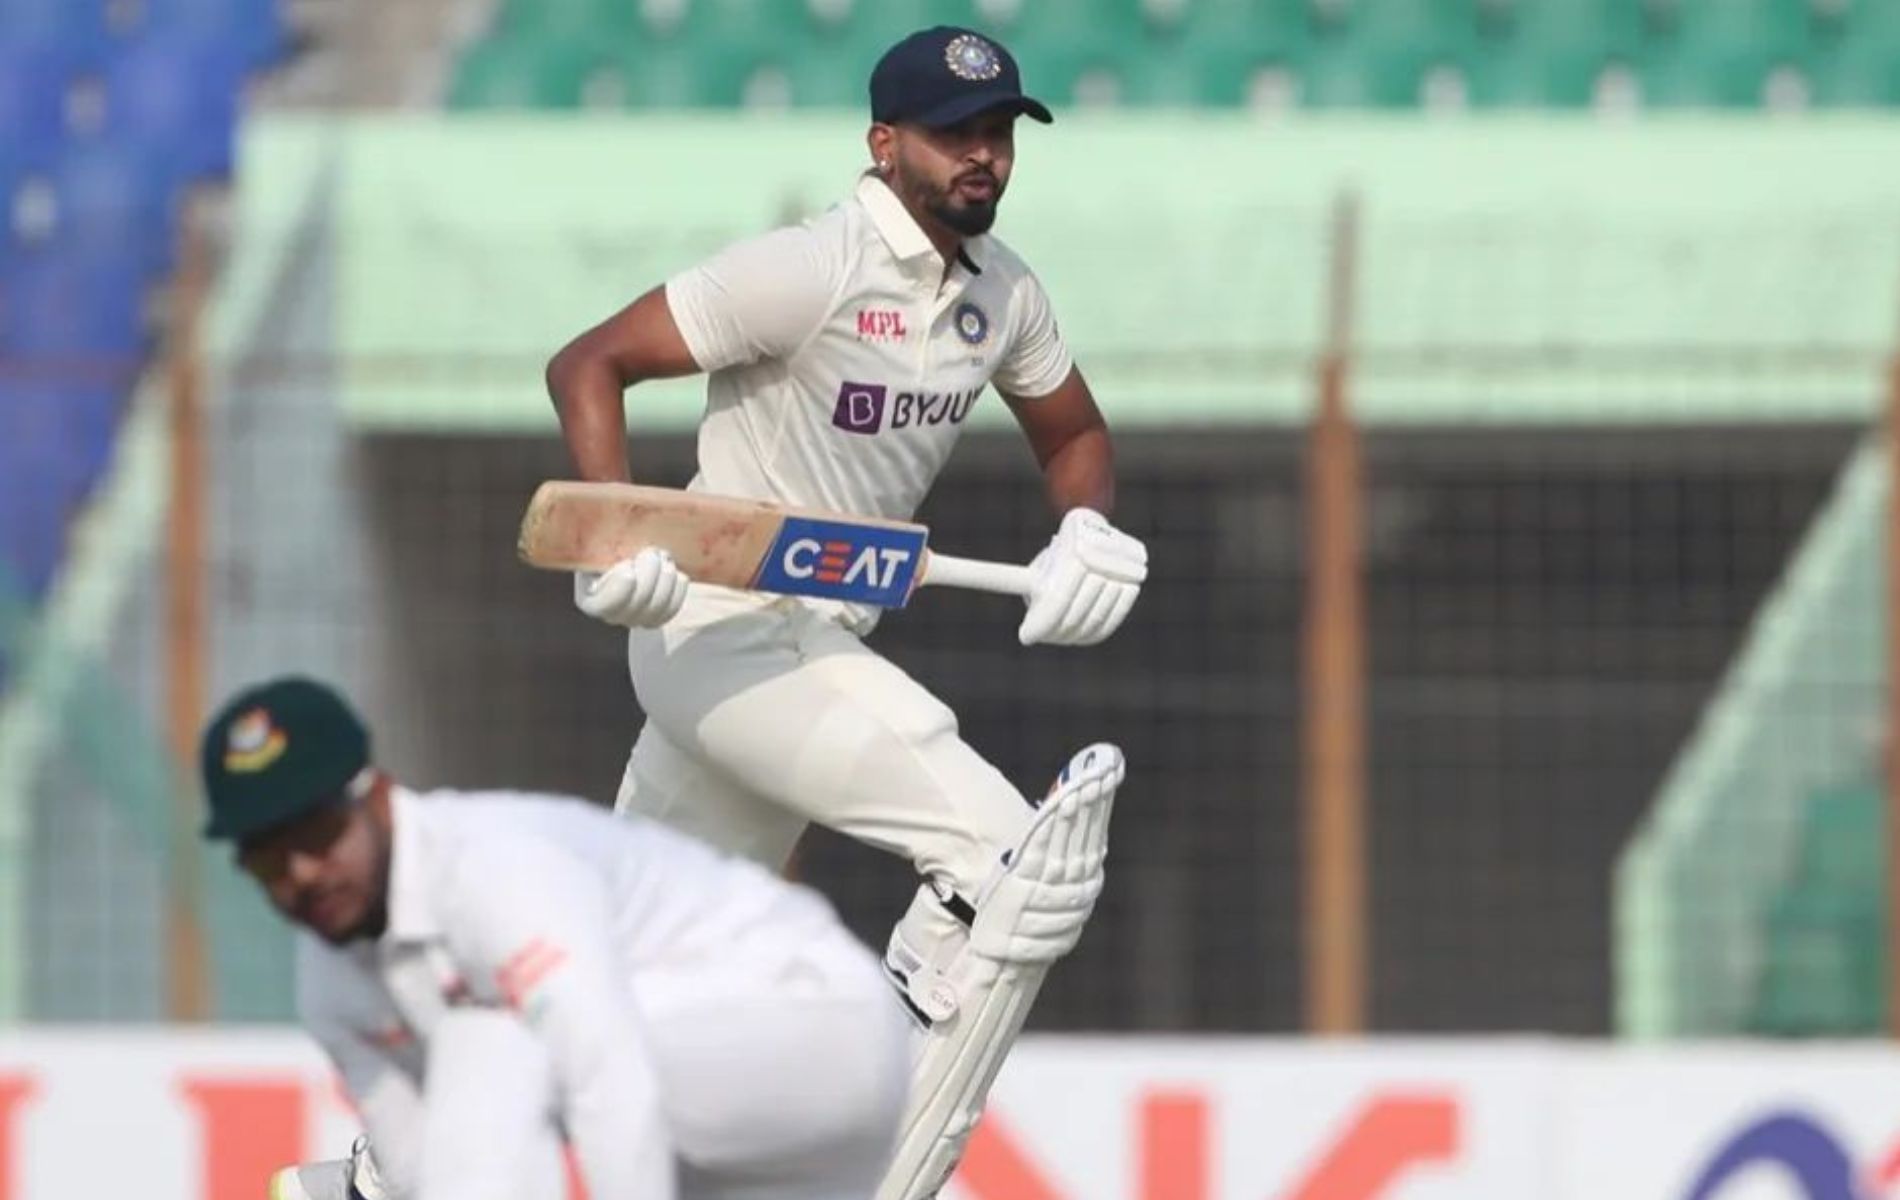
[295,787,846,1200]
[665,174,1075,525]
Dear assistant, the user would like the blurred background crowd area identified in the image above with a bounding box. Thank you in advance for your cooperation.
[2,0,1899,1050]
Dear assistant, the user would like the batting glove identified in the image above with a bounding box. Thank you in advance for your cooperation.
[574,546,690,629]
[1018,508,1147,647]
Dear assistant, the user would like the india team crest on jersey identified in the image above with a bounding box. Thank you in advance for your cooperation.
[224,708,288,773]
[953,301,990,346]
[945,34,1003,82]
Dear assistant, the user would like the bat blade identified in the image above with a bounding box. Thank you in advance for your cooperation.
[518,482,932,608]
[517,482,783,588]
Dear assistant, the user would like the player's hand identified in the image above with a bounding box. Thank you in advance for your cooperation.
[1018,508,1147,647]
[574,546,690,629]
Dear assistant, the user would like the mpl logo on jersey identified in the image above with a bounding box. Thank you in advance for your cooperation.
[832,380,983,435]
[856,309,909,342]
[755,516,926,608]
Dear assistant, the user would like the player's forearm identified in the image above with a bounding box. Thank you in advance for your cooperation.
[1039,426,1116,518]
[539,984,675,1198]
[547,355,634,485]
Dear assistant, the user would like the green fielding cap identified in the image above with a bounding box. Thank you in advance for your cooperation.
[200,677,370,842]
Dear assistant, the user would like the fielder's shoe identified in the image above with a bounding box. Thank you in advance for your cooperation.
[267,1137,383,1200]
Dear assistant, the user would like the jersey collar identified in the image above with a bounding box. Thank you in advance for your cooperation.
[856,174,987,278]
[381,786,437,943]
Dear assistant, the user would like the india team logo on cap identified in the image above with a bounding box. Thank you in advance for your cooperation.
[224,707,288,773]
[944,34,1003,82]
[954,301,990,346]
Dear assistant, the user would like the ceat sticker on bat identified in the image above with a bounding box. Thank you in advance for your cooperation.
[756,517,928,607]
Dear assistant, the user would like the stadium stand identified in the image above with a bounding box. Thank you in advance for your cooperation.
[0,0,284,686]
[446,0,1900,113]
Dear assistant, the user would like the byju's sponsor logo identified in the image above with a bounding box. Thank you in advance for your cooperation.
[891,388,980,428]
[833,382,889,433]
[832,381,981,434]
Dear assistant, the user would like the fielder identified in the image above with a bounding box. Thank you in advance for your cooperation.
[201,676,909,1200]
[545,26,1145,1199]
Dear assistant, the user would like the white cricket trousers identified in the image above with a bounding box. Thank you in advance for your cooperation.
[615,586,1035,900]
[419,931,909,1200]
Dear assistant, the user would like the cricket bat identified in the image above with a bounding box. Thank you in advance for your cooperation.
[517,481,1035,609]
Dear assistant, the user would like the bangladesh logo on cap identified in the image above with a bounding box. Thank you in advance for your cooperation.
[224,708,288,774]
[945,34,1003,82]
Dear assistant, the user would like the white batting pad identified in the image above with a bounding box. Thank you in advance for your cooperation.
[876,743,1124,1200]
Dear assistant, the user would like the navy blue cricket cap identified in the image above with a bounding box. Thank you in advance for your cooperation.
[200,677,372,842]
[870,27,1053,129]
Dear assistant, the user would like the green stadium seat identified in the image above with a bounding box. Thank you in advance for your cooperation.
[450,36,602,108]
[1325,0,1482,52]
[1011,0,1313,108]
[1833,0,1900,47]
[618,42,759,107]
[1639,42,1794,107]
[1188,0,1313,32]
[1465,45,1619,107]
[1796,783,1885,891]
[1011,41,1127,107]
[496,0,639,40]
[1501,0,1647,57]
[1459,0,1644,108]
[1649,0,1816,109]
[1664,0,1814,49]
[959,0,1143,40]
[1807,42,1900,106]
[1120,41,1302,106]
[775,33,876,108]
[646,0,809,41]
[1299,40,1443,106]
[1116,49,1214,105]
[1295,0,1479,107]
[814,0,963,51]
[1170,0,1314,57]
[1752,889,1884,1036]
[1747,782,1888,1037]
[980,0,1148,83]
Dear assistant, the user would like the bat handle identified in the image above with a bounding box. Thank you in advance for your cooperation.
[920,552,1036,598]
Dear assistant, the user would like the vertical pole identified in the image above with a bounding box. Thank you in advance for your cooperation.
[165,196,213,1021]
[1302,191,1368,1035]
[1886,346,1900,1039]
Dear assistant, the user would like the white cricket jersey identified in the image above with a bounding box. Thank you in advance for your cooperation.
[295,787,849,1200]
[664,174,1075,526]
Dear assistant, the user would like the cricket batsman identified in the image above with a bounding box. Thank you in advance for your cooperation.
[545,25,1145,1198]
[206,677,910,1200]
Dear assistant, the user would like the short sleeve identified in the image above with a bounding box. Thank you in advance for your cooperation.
[663,225,839,373]
[991,271,1075,400]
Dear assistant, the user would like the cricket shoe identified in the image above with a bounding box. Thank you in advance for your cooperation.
[268,1138,383,1200]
